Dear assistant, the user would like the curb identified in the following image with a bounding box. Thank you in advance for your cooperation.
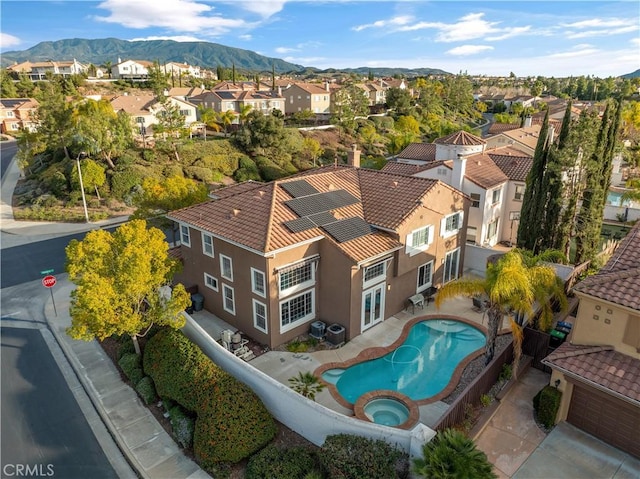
[42,280,148,479]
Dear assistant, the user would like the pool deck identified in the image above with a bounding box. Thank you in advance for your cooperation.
[190,294,508,426]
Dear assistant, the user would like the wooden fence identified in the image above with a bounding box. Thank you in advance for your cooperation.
[433,339,514,431]
[522,326,552,372]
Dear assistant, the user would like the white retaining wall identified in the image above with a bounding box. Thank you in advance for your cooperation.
[604,205,640,223]
[181,315,435,459]
[463,244,501,276]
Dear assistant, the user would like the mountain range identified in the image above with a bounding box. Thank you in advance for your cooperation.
[0,37,449,77]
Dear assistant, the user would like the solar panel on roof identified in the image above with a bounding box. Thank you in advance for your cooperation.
[308,211,336,226]
[283,217,316,233]
[281,180,319,198]
[322,217,372,243]
[285,190,359,217]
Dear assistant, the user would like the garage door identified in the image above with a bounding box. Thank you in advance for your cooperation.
[568,383,640,458]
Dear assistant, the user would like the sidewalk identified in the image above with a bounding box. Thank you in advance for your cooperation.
[44,278,208,479]
[474,367,550,479]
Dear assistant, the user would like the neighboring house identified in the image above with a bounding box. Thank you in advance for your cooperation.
[166,86,208,103]
[355,81,387,106]
[189,89,286,117]
[543,222,640,459]
[168,161,469,349]
[283,82,331,116]
[484,122,545,156]
[110,94,198,132]
[164,62,201,79]
[0,98,39,133]
[111,59,155,81]
[6,60,86,80]
[486,117,562,137]
[384,131,533,247]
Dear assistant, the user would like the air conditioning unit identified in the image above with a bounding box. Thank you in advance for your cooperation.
[326,324,346,346]
[309,321,326,340]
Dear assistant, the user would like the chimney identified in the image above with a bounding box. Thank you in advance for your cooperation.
[277,86,282,96]
[325,81,330,92]
[452,154,467,191]
[347,144,361,168]
[524,115,532,128]
[548,125,555,145]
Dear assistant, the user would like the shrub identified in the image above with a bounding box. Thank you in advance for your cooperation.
[245,444,318,479]
[110,167,143,200]
[117,338,137,360]
[136,376,158,405]
[480,394,492,407]
[413,429,496,479]
[143,328,276,467]
[169,405,195,448]
[319,434,408,479]
[118,352,143,383]
[499,363,512,382]
[533,385,561,429]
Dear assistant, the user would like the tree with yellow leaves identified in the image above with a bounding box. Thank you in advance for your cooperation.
[65,219,190,354]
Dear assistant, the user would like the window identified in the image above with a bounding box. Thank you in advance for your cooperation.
[491,189,501,205]
[437,167,448,176]
[222,284,235,315]
[443,248,460,283]
[486,219,499,241]
[251,268,266,297]
[466,226,478,244]
[220,254,233,281]
[202,233,214,257]
[406,226,434,256]
[280,290,315,332]
[514,184,525,201]
[180,224,191,247]
[363,259,389,289]
[179,109,190,116]
[253,300,268,333]
[204,273,218,291]
[470,193,480,208]
[278,259,317,297]
[417,261,434,293]
[6,111,14,118]
[441,212,464,238]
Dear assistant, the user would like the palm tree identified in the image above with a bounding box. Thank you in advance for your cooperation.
[197,106,222,139]
[218,109,236,137]
[435,250,566,376]
[238,104,253,126]
[288,371,326,401]
[413,428,497,479]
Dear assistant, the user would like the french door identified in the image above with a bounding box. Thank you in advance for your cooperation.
[362,284,385,331]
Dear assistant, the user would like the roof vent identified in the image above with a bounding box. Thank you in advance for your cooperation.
[392,180,399,188]
[327,183,335,190]
[230,208,241,218]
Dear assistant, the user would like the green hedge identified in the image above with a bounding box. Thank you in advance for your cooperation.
[118,353,143,384]
[245,444,319,479]
[533,385,562,429]
[169,405,195,449]
[135,376,158,405]
[319,434,408,479]
[143,328,276,467]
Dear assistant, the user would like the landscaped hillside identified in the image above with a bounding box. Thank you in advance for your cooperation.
[0,38,304,72]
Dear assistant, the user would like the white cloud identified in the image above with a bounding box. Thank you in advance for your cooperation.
[548,45,600,59]
[486,26,531,41]
[275,46,297,54]
[446,45,494,56]
[94,0,251,34]
[235,0,287,18]
[0,33,21,49]
[566,25,638,39]
[283,56,326,65]
[129,35,202,42]
[631,38,640,46]
[562,18,634,29]
[238,34,252,41]
[352,15,413,32]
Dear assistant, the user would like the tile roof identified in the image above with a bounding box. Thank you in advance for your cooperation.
[444,153,508,189]
[168,166,449,263]
[543,343,640,404]
[287,82,330,94]
[573,222,640,311]
[380,162,431,176]
[435,130,486,146]
[396,143,436,161]
[487,123,521,135]
[110,94,156,115]
[488,152,533,181]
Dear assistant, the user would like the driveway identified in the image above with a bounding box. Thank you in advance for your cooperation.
[513,422,640,478]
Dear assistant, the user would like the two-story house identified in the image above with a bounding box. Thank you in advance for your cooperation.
[110,94,198,133]
[168,163,469,349]
[7,60,87,80]
[111,59,155,81]
[543,222,640,458]
[283,82,331,117]
[163,62,201,79]
[0,98,39,134]
[189,89,286,118]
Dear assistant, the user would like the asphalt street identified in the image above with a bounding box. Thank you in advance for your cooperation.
[1,326,118,478]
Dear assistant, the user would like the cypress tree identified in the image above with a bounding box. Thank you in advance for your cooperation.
[271,64,276,90]
[232,63,236,84]
[517,110,549,251]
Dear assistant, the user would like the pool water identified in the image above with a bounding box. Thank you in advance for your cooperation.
[323,319,485,403]
[364,398,409,426]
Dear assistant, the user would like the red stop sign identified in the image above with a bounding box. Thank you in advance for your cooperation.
[42,275,57,288]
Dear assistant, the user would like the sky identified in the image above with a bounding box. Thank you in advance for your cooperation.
[1,1,639,77]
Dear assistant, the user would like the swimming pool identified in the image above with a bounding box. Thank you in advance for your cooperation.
[321,319,486,404]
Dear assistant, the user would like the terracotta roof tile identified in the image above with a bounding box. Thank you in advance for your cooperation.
[442,153,508,189]
[396,143,437,161]
[435,130,486,146]
[487,123,520,135]
[489,152,533,181]
[573,222,640,311]
[543,343,640,403]
[380,162,431,176]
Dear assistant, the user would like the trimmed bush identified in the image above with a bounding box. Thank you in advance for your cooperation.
[118,352,143,383]
[117,338,136,360]
[144,328,276,467]
[169,405,195,449]
[533,385,562,428]
[319,434,408,479]
[135,376,158,405]
[245,444,318,479]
